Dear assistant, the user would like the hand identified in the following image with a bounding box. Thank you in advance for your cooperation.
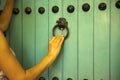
[48,35,64,57]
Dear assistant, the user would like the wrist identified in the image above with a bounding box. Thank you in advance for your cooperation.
[47,52,58,59]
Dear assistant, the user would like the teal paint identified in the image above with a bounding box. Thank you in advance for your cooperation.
[0,0,120,80]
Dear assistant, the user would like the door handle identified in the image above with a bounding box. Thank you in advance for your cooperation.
[52,18,69,39]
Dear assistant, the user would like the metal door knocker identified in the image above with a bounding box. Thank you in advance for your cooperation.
[52,18,69,39]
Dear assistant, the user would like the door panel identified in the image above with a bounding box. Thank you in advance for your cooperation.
[0,0,120,80]
[35,0,49,79]
[22,0,36,69]
[10,0,23,64]
[78,0,94,80]
[63,0,78,80]
[111,0,120,80]
[48,0,63,80]
[94,0,110,80]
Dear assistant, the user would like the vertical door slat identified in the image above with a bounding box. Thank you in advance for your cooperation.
[78,0,94,80]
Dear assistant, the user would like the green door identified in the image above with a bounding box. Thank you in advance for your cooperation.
[0,0,120,80]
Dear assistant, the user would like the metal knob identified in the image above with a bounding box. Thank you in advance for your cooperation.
[52,77,59,80]
[39,77,45,80]
[116,1,120,9]
[67,5,75,13]
[13,8,19,14]
[38,7,45,14]
[82,3,90,12]
[98,3,107,10]
[67,78,73,80]
[52,6,59,13]
[56,18,68,30]
[25,7,32,14]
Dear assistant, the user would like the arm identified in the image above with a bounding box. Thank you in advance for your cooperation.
[0,0,14,32]
[0,31,64,80]
[26,36,64,80]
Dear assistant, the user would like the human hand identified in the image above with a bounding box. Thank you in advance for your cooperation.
[48,35,64,57]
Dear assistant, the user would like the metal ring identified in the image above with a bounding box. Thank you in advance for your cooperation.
[52,25,69,39]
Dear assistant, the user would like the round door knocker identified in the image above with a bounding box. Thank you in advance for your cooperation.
[52,18,69,39]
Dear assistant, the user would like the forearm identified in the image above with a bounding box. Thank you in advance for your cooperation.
[0,0,14,32]
[0,51,57,80]
[0,31,63,80]
[25,54,57,80]
[25,36,64,79]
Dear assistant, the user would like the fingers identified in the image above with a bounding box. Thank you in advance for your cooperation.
[54,35,64,48]
[54,35,62,42]
[50,35,64,43]
[49,37,55,44]
[55,35,64,43]
[58,35,64,47]
[48,35,64,54]
[49,35,64,49]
